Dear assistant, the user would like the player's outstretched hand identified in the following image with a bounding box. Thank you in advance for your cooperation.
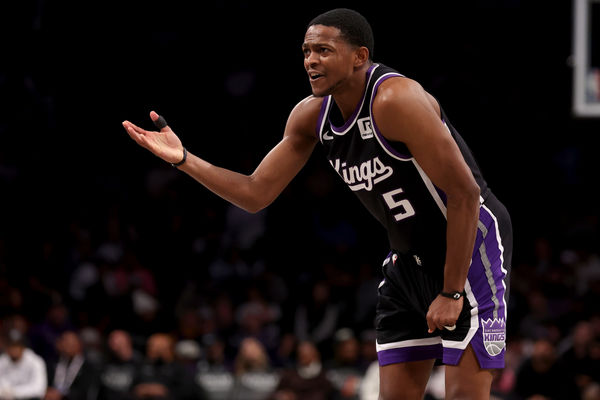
[122,111,184,164]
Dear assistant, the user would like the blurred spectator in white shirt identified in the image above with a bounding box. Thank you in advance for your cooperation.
[0,328,47,399]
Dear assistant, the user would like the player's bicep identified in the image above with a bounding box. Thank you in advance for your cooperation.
[374,82,478,197]
[249,98,319,204]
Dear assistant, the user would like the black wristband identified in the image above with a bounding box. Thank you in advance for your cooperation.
[171,147,187,167]
[440,290,465,300]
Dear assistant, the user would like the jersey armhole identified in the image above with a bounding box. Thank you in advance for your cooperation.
[315,96,332,143]
[369,74,413,161]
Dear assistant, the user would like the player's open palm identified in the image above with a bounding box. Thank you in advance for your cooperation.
[123,111,184,164]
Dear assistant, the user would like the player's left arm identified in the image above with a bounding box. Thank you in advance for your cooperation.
[372,78,481,333]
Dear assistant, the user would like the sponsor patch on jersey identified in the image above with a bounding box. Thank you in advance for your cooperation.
[357,117,374,139]
[481,318,505,356]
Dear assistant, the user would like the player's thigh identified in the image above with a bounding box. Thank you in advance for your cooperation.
[378,359,435,400]
[445,344,494,400]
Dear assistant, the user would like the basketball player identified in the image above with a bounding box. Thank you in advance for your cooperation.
[123,8,512,400]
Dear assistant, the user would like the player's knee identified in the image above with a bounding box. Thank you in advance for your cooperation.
[445,381,489,400]
[379,383,425,400]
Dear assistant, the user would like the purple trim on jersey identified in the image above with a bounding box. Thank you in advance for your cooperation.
[330,64,378,134]
[369,74,413,160]
[378,344,442,366]
[434,185,448,205]
[316,96,330,141]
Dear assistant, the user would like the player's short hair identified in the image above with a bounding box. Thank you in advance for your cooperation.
[308,8,374,60]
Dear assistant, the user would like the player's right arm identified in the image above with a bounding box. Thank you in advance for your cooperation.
[123,96,321,213]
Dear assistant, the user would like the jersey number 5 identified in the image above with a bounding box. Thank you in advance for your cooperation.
[382,188,416,221]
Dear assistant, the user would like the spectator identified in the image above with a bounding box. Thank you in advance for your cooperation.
[514,337,580,400]
[29,302,75,365]
[268,340,334,400]
[45,330,99,400]
[271,333,297,369]
[228,337,279,400]
[558,320,598,393]
[356,330,379,400]
[326,328,362,400]
[358,360,378,400]
[491,338,525,397]
[174,338,207,400]
[424,367,445,400]
[231,285,281,357]
[131,333,194,400]
[98,329,142,400]
[194,335,233,400]
[583,382,600,400]
[293,280,340,356]
[0,328,47,399]
[174,339,203,376]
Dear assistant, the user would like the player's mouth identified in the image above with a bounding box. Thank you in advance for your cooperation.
[308,71,324,81]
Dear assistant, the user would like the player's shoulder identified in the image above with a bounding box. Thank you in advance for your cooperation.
[292,95,324,115]
[375,76,428,105]
[285,95,324,139]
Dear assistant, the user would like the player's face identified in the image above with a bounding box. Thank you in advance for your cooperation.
[302,25,358,97]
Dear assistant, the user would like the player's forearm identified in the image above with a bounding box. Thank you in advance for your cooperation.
[443,186,480,293]
[178,152,271,213]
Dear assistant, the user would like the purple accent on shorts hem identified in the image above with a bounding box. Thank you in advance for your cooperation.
[377,344,442,366]
[442,347,463,365]
[442,347,505,369]
[469,205,507,311]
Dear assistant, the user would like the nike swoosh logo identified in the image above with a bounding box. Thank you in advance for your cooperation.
[322,130,334,140]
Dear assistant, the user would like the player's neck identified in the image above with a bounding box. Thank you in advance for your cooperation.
[332,63,372,121]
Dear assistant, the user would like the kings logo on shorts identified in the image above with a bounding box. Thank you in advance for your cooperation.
[481,318,505,356]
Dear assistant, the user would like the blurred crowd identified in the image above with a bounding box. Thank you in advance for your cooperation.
[1,152,599,400]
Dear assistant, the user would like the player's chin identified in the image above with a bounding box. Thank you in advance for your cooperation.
[310,86,331,98]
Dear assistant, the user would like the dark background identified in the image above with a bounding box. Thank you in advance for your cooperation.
[0,0,599,397]
[2,0,597,252]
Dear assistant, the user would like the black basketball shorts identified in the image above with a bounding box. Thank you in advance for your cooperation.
[375,193,512,369]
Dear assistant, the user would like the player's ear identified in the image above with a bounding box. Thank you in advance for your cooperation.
[354,46,369,68]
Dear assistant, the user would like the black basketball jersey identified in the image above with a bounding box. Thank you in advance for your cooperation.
[316,63,490,270]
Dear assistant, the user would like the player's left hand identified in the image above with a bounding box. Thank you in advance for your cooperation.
[122,111,184,165]
[426,295,463,333]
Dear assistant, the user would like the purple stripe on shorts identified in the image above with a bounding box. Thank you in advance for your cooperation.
[469,207,506,313]
[378,344,442,366]
[463,205,508,369]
